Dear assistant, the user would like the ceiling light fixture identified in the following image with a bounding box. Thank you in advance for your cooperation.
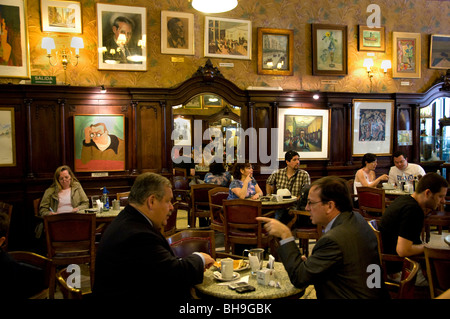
[191,0,238,13]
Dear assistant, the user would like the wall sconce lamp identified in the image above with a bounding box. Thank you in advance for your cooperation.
[363,58,374,78]
[191,0,238,13]
[41,36,84,84]
[381,60,392,74]
[100,85,107,94]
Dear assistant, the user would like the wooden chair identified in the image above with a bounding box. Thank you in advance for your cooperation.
[172,176,191,215]
[173,167,187,177]
[56,267,92,300]
[44,213,96,299]
[190,184,217,228]
[116,191,130,207]
[222,199,270,254]
[8,251,51,299]
[167,229,216,259]
[367,220,419,299]
[208,186,229,233]
[356,187,386,220]
[287,209,322,257]
[424,246,450,298]
[0,201,13,250]
[162,202,179,237]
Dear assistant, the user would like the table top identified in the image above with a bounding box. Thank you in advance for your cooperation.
[384,189,412,196]
[195,261,303,299]
[425,232,450,250]
[80,207,122,219]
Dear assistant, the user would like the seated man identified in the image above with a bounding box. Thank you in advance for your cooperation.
[388,150,426,186]
[258,176,388,299]
[266,150,310,223]
[93,173,214,299]
[379,172,448,284]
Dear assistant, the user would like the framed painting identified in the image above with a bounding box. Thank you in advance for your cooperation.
[429,34,450,69]
[73,114,125,172]
[161,11,194,55]
[358,25,385,52]
[40,0,82,33]
[392,32,421,78]
[97,3,147,71]
[172,117,191,146]
[312,24,347,76]
[0,0,29,78]
[204,16,251,60]
[0,107,16,166]
[352,99,394,157]
[277,108,330,160]
[184,95,202,109]
[257,28,293,76]
[202,94,223,107]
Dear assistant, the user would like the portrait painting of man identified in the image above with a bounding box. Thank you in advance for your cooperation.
[74,115,125,172]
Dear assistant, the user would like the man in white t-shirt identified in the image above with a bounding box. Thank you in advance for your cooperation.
[388,151,426,186]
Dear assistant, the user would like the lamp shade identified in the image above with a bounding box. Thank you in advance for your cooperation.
[381,60,391,72]
[70,37,84,49]
[192,0,238,13]
[41,37,56,55]
[363,58,374,71]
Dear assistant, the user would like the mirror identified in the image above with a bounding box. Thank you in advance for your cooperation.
[172,93,241,168]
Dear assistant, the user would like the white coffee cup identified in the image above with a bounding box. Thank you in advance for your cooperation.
[221,258,234,280]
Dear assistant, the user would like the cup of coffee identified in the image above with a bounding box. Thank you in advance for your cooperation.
[221,258,234,280]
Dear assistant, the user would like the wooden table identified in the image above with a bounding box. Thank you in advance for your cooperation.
[424,210,450,242]
[195,261,304,299]
[257,196,297,216]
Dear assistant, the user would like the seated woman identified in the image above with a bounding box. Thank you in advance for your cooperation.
[227,162,263,200]
[39,165,89,216]
[204,162,232,187]
[354,153,389,195]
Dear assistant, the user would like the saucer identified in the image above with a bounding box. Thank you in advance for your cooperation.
[213,271,240,282]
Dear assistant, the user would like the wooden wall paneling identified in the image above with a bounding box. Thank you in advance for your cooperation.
[138,102,162,172]
[396,104,413,162]
[328,103,347,166]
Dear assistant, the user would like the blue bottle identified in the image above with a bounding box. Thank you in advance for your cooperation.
[102,187,110,210]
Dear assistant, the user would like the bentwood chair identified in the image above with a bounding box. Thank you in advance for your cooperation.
[357,187,386,220]
[8,251,52,299]
[208,187,229,233]
[167,229,216,259]
[44,213,96,299]
[162,201,179,237]
[288,209,322,257]
[116,191,130,207]
[190,184,217,228]
[222,199,270,255]
[424,246,450,298]
[0,201,13,250]
[56,267,92,300]
[172,176,191,217]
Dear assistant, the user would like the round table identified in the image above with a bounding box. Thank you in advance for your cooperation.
[194,261,304,299]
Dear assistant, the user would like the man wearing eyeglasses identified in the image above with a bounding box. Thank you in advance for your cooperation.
[81,123,125,167]
[257,176,388,299]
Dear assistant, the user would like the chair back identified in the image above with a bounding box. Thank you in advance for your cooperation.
[167,229,216,259]
[116,191,130,207]
[173,167,187,177]
[208,187,229,231]
[222,199,267,253]
[190,184,217,227]
[357,187,386,219]
[8,251,51,299]
[367,219,383,266]
[56,267,84,300]
[0,201,13,250]
[396,257,419,299]
[163,202,179,237]
[424,246,450,298]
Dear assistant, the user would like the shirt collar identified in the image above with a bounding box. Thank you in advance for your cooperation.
[323,214,339,233]
[133,206,154,227]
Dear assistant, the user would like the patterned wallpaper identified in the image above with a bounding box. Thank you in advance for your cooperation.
[2,0,449,93]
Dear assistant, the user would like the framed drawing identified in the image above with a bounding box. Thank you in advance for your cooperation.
[202,94,223,108]
[172,117,191,146]
[97,3,147,71]
[358,25,385,52]
[429,34,450,69]
[257,28,293,76]
[184,95,202,109]
[40,0,82,33]
[161,11,194,55]
[204,16,251,60]
[277,108,330,160]
[352,99,394,157]
[0,107,16,166]
[392,32,421,78]
[73,114,125,172]
[312,24,347,76]
[0,0,29,78]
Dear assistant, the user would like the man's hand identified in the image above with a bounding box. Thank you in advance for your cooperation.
[256,217,292,240]
[199,252,215,270]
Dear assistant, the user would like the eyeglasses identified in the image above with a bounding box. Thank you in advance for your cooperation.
[90,132,105,138]
[306,200,324,206]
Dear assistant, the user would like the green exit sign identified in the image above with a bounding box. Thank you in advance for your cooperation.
[31,75,56,84]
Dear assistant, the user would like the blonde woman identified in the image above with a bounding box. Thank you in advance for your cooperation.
[39,165,89,216]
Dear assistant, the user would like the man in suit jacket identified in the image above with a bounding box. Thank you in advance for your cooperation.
[93,173,215,299]
[258,176,388,299]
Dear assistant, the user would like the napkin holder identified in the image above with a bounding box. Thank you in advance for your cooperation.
[256,268,276,286]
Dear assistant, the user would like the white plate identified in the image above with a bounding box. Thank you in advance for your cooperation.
[213,260,249,272]
[213,271,240,282]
